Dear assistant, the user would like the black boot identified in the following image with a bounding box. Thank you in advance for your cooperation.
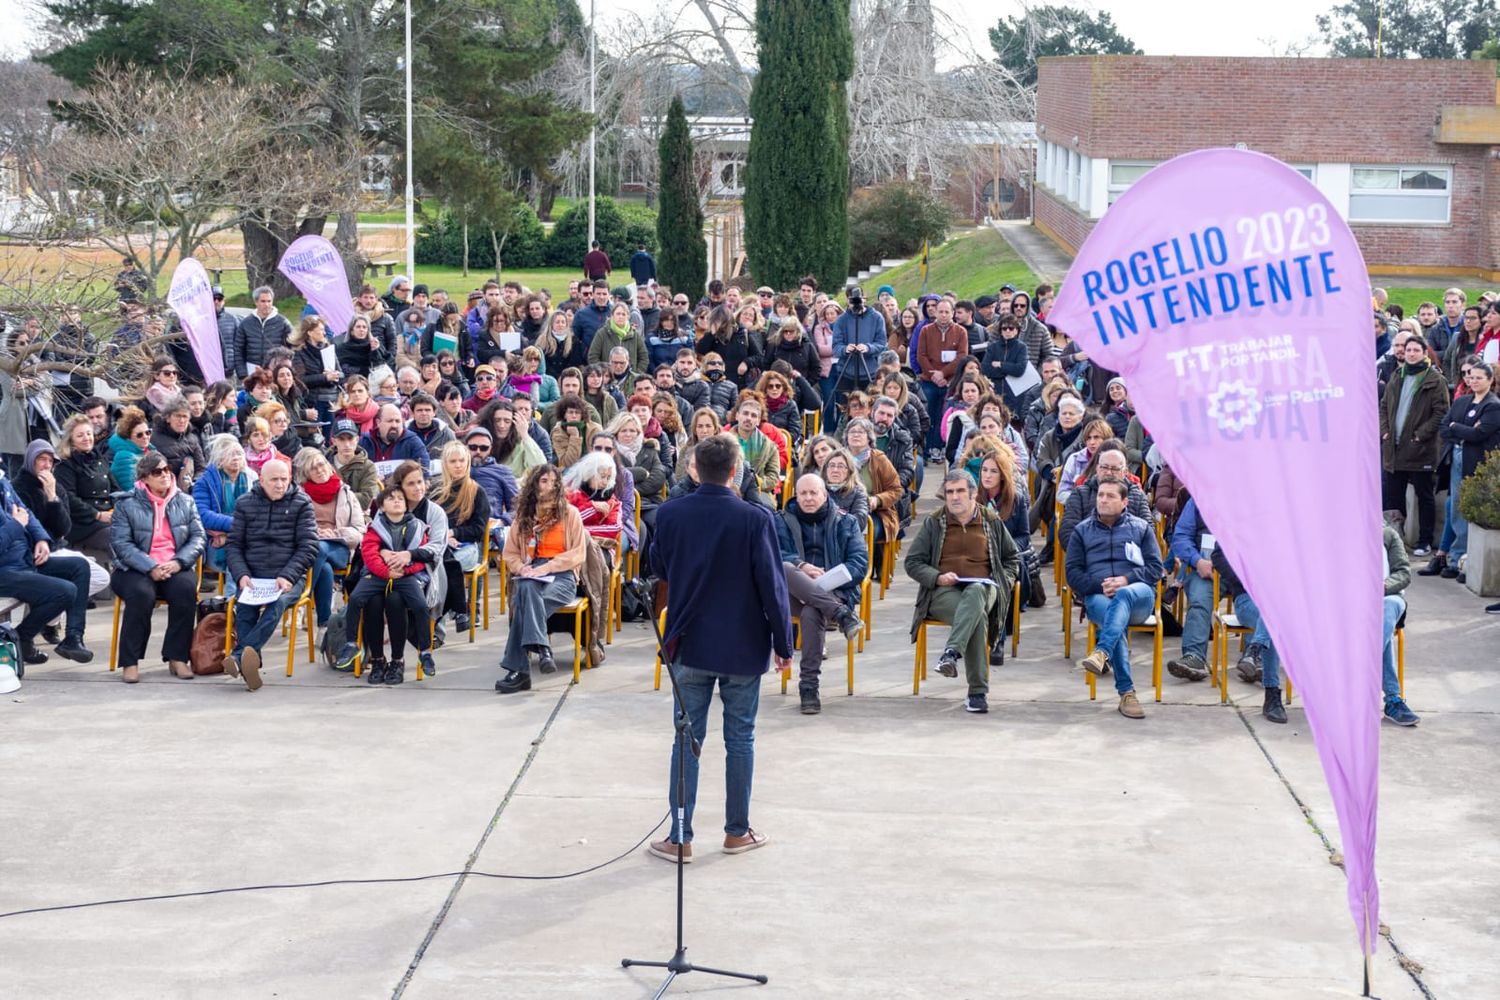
[534,645,557,674]
[20,642,48,665]
[40,624,61,645]
[55,634,94,663]
[1416,553,1447,576]
[799,687,821,715]
[385,659,405,685]
[1262,687,1288,724]
[495,669,532,694]
[366,657,387,685]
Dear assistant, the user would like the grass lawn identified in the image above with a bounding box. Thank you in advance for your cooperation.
[356,210,410,224]
[1382,286,1496,317]
[870,227,1039,306]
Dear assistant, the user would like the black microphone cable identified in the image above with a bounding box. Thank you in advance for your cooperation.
[0,810,669,922]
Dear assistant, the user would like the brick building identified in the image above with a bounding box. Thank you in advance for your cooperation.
[1033,56,1500,280]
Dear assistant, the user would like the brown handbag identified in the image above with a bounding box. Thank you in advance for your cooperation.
[190,612,228,675]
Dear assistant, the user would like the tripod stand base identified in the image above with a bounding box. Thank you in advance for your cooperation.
[622,948,767,998]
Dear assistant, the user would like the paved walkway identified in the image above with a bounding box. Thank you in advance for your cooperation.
[1,505,1494,998]
[993,219,1074,285]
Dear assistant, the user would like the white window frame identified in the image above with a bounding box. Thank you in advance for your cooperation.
[1106,160,1158,206]
[1347,165,1451,225]
[1288,163,1316,183]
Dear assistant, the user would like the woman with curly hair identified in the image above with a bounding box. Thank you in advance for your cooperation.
[495,463,588,693]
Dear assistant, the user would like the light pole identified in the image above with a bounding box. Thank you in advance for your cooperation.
[587,0,596,247]
[404,0,415,281]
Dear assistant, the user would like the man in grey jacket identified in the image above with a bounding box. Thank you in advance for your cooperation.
[233,286,293,377]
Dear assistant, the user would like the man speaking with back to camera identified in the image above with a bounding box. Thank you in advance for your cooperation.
[647,434,793,863]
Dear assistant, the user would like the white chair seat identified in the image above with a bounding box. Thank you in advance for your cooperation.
[1216,613,1243,628]
[1132,614,1158,628]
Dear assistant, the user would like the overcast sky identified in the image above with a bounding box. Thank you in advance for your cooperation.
[0,0,1330,61]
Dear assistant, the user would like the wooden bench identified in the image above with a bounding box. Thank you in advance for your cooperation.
[207,264,248,285]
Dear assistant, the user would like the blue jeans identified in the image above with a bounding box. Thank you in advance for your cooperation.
[1382,595,1405,702]
[233,589,301,660]
[1230,592,1282,689]
[919,380,946,450]
[1179,572,1214,659]
[0,556,91,641]
[1083,582,1155,695]
[310,540,352,626]
[666,664,760,844]
[1439,456,1468,562]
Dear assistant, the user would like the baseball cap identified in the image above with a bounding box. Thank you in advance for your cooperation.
[463,425,494,441]
[211,285,225,299]
[474,364,498,378]
[332,418,359,439]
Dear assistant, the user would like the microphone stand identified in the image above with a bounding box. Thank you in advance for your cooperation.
[620,581,768,998]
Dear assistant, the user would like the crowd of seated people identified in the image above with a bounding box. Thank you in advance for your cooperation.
[1,276,1489,727]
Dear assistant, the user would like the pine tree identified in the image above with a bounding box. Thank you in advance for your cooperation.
[744,0,853,291]
[656,95,707,299]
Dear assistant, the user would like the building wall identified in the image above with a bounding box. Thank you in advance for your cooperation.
[1034,56,1500,276]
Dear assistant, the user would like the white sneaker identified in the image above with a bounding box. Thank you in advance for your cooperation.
[1411,546,1432,557]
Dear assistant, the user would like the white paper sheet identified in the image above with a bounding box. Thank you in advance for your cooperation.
[237,578,282,606]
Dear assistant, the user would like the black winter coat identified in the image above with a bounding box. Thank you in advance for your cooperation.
[226,483,320,584]
[335,332,391,379]
[151,421,207,479]
[1440,392,1500,479]
[760,335,821,385]
[55,446,116,544]
[13,469,70,541]
[234,311,293,377]
[292,339,342,400]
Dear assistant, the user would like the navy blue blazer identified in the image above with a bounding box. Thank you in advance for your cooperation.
[650,483,793,674]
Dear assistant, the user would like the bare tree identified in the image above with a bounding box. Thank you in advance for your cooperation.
[37,65,363,301]
[579,1,1032,203]
[0,248,185,402]
[0,59,78,234]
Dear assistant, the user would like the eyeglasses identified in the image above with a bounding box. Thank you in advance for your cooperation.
[593,445,615,454]
[146,467,172,478]
[159,369,178,377]
[1011,303,1028,312]
[468,443,491,453]
[476,374,497,382]
[131,429,150,440]
[673,298,689,306]
[1098,464,1128,473]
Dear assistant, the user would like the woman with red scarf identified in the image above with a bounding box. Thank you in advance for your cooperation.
[293,447,367,628]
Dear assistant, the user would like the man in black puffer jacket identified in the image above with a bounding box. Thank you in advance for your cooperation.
[224,459,319,691]
[233,287,293,377]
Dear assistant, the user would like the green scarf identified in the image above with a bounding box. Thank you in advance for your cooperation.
[607,317,634,340]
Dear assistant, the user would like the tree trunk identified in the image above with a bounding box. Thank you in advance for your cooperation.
[491,229,502,282]
[241,211,334,300]
[537,182,559,221]
[334,210,363,290]
[462,217,469,277]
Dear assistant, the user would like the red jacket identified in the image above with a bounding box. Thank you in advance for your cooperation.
[360,513,429,580]
[568,489,621,540]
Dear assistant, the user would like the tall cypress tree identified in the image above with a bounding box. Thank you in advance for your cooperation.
[744,0,853,291]
[656,95,707,299]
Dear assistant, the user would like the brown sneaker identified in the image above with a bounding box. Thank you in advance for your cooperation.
[221,654,240,679]
[647,839,692,863]
[722,829,769,855]
[240,647,263,692]
[1079,648,1109,676]
[1118,691,1145,719]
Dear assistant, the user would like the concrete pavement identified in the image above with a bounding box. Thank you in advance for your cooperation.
[0,536,1492,998]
